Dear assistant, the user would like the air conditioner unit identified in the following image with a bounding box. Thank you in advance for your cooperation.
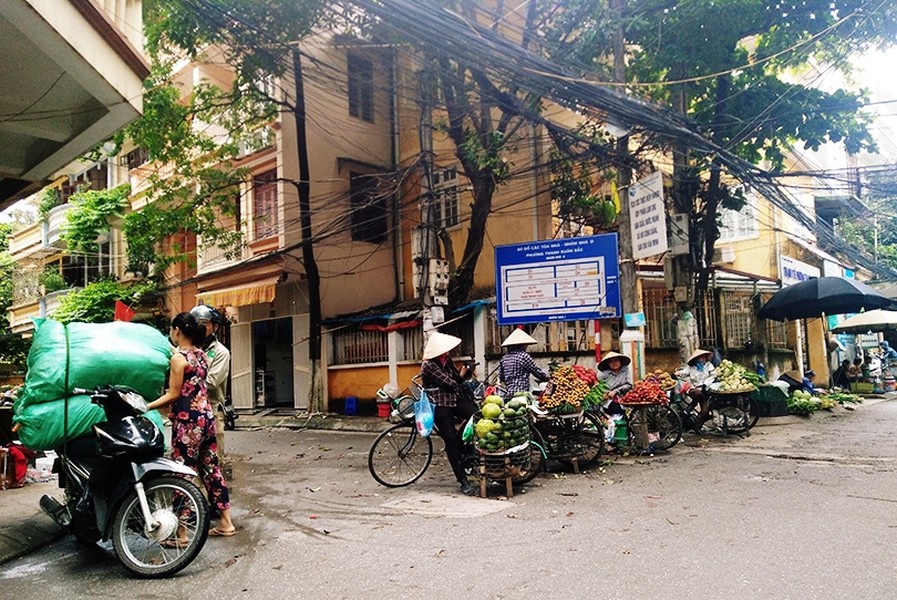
[711,245,736,265]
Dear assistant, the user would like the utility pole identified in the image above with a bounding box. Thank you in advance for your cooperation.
[612,0,647,446]
[611,0,637,319]
[291,48,324,413]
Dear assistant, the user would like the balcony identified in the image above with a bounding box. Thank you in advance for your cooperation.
[197,241,249,275]
[0,1,148,210]
[44,203,73,248]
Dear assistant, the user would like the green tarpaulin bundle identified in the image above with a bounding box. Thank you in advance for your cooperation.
[14,395,166,451]
[17,319,171,408]
[12,319,172,450]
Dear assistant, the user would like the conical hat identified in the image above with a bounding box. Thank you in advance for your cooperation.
[422,331,462,360]
[598,351,631,370]
[687,349,714,366]
[501,328,538,347]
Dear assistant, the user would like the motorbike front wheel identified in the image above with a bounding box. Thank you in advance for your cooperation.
[111,476,209,578]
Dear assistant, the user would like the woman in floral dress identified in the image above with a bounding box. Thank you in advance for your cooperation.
[148,312,236,537]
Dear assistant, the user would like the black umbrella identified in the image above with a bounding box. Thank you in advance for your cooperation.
[758,276,893,321]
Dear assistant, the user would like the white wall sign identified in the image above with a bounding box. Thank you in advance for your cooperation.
[628,171,668,260]
[781,255,820,286]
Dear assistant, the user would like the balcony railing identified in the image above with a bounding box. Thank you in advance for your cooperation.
[197,240,248,274]
[45,204,73,248]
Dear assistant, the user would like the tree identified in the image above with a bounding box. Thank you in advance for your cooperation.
[0,222,30,368]
[129,0,328,409]
[837,165,897,269]
[617,0,892,294]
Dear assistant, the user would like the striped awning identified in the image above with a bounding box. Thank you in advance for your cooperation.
[196,275,281,307]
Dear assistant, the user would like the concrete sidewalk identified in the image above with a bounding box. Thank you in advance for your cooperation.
[0,397,888,566]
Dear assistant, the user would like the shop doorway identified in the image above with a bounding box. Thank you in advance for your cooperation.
[252,317,294,407]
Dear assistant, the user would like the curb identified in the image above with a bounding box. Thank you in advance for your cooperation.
[0,512,65,567]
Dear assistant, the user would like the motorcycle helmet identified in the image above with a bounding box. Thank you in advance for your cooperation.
[208,307,226,327]
[189,304,215,323]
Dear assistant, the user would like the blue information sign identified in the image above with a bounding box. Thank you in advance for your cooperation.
[494,234,621,325]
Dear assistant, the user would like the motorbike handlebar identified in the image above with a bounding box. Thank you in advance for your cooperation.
[72,387,90,395]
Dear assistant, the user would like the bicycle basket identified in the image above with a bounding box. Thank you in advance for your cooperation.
[393,396,416,420]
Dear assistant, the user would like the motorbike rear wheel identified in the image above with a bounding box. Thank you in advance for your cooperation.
[111,476,209,578]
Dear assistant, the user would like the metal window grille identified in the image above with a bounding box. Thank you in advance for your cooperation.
[721,292,754,349]
[330,328,389,365]
[642,287,678,348]
[398,327,423,362]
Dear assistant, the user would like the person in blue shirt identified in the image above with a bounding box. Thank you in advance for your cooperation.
[801,370,818,395]
[499,328,549,396]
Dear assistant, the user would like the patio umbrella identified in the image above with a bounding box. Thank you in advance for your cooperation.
[830,309,897,334]
[757,276,893,322]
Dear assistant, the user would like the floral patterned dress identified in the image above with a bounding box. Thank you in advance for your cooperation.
[170,347,230,512]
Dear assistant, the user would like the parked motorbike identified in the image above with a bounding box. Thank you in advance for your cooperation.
[40,385,209,578]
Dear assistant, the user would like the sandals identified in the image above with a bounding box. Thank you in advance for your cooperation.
[209,526,237,537]
[160,538,189,548]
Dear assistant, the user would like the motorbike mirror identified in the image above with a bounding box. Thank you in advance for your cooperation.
[121,390,149,413]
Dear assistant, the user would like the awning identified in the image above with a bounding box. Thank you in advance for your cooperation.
[196,275,281,307]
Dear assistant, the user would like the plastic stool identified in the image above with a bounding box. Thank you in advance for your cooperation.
[344,396,358,416]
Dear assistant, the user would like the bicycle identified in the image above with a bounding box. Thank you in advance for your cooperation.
[669,382,759,435]
[528,407,605,472]
[587,400,682,454]
[368,377,545,488]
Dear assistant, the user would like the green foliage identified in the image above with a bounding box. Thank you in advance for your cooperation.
[38,267,67,293]
[0,223,30,367]
[37,187,62,221]
[62,184,130,254]
[459,128,511,184]
[123,1,326,273]
[51,278,159,325]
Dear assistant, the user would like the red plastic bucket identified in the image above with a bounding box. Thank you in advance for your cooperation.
[377,401,391,418]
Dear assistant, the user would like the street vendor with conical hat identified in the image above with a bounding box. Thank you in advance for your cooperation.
[682,348,716,433]
[597,351,633,416]
[499,327,549,396]
[421,331,478,496]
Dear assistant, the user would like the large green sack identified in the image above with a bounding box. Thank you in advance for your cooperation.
[13,395,167,451]
[18,319,171,408]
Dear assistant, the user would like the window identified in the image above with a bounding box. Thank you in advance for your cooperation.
[718,204,758,241]
[350,171,387,244]
[253,169,278,240]
[433,168,460,228]
[347,53,374,123]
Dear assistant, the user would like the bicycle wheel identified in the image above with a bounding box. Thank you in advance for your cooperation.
[368,423,433,487]
[642,404,682,450]
[556,412,604,469]
[712,394,759,433]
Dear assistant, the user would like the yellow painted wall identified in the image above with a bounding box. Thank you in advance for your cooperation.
[327,363,421,406]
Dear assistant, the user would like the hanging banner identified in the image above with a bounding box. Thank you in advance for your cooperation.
[628,171,668,260]
[494,234,621,325]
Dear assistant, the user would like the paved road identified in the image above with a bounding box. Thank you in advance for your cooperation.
[2,400,896,599]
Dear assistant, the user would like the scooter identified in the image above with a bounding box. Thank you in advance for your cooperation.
[40,385,210,578]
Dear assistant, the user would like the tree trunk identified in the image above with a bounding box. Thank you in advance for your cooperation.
[448,175,494,305]
[292,50,324,413]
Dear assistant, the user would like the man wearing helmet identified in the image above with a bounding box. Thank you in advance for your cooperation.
[190,305,231,461]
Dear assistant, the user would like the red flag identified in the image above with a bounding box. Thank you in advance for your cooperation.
[114,300,136,322]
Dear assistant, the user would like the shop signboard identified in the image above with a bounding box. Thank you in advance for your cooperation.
[629,171,668,260]
[781,255,820,286]
[494,234,621,325]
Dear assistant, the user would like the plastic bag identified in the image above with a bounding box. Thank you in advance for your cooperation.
[18,319,172,408]
[461,416,475,443]
[414,390,435,437]
[13,395,167,451]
